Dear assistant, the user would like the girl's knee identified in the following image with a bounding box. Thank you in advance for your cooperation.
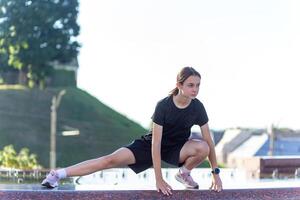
[195,141,210,157]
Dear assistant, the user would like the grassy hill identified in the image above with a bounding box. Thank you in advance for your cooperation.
[0,86,147,168]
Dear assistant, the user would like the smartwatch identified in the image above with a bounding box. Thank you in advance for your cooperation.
[211,167,220,175]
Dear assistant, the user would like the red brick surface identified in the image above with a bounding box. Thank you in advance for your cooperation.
[1,188,300,200]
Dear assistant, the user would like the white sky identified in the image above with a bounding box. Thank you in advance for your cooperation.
[77,0,300,130]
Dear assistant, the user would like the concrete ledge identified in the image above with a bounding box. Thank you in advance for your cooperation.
[1,188,300,200]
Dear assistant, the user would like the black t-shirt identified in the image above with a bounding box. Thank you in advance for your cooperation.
[141,96,208,147]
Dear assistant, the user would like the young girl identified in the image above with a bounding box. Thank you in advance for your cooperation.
[42,67,223,195]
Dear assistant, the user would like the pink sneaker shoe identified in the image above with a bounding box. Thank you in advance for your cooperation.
[41,170,59,188]
[175,171,199,189]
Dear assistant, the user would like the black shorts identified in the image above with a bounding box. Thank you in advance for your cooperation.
[125,139,186,174]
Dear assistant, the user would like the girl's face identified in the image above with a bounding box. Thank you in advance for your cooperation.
[177,75,201,99]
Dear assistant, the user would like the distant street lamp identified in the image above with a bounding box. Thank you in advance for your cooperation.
[50,89,66,169]
[61,125,80,136]
[268,124,275,156]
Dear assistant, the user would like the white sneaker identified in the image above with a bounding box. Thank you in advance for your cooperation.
[175,171,199,189]
[41,170,59,188]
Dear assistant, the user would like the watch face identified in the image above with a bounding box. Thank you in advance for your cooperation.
[214,168,220,174]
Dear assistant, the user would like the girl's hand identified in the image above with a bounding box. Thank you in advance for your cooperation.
[156,178,173,196]
[209,174,223,192]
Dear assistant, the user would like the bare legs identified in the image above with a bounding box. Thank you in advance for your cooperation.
[179,139,210,170]
[65,147,135,177]
[61,140,208,178]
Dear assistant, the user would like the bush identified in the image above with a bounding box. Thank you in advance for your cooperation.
[0,145,41,169]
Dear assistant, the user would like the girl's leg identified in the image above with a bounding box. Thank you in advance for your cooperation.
[42,147,135,188]
[179,139,210,170]
[175,139,209,189]
[65,147,135,177]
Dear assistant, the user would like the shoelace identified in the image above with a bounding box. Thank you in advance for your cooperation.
[49,171,59,180]
[184,173,197,184]
[182,173,191,181]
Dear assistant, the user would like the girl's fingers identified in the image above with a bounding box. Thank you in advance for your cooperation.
[167,187,172,195]
[158,186,172,196]
[156,181,173,196]
[163,188,170,196]
[209,183,213,190]
[209,181,223,192]
[164,185,172,195]
[217,184,223,192]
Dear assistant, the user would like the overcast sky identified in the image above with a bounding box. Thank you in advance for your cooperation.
[77,0,300,130]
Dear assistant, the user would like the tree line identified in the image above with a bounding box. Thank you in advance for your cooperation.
[0,0,80,88]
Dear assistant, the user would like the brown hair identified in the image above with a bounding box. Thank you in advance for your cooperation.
[169,67,201,96]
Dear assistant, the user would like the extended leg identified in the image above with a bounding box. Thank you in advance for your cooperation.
[42,147,135,188]
[65,147,135,176]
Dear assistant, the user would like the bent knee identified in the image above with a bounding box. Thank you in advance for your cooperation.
[195,141,210,157]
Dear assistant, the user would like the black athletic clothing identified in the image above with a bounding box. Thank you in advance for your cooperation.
[126,96,208,173]
[126,139,187,173]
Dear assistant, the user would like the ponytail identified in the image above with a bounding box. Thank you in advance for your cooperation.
[169,88,179,96]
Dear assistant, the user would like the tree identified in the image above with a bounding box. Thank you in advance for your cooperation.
[0,145,18,168]
[0,0,80,88]
[0,145,41,169]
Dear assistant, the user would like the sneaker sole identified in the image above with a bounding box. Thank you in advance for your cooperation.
[175,175,199,189]
[41,182,57,189]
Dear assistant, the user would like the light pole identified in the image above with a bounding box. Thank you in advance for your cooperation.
[268,124,275,156]
[50,89,66,169]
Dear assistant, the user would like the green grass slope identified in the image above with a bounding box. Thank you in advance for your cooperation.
[0,87,147,168]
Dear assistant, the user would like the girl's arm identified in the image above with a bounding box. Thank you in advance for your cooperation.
[152,122,163,179]
[200,123,223,192]
[152,122,172,195]
[200,123,218,168]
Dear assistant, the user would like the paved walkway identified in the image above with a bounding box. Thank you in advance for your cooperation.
[0,184,300,200]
